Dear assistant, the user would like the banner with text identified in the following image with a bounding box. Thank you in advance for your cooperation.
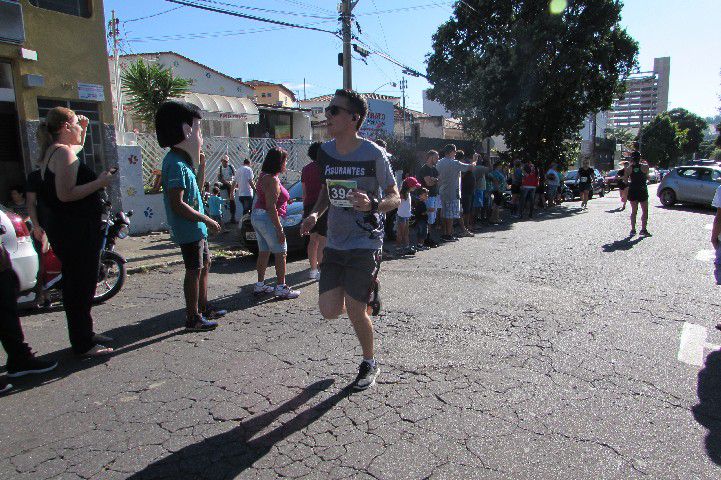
[360,99,394,140]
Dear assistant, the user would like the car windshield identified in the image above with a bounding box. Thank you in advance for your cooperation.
[286,181,303,202]
[565,170,578,180]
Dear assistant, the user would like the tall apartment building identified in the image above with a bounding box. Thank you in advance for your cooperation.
[607,57,670,130]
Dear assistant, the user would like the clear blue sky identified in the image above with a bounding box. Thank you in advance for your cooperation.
[105,0,721,118]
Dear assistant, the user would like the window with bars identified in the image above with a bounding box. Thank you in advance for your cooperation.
[37,98,104,173]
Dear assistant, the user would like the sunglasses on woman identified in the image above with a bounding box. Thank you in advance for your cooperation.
[324,105,354,116]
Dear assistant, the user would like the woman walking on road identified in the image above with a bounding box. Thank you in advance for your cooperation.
[251,147,300,299]
[625,152,651,237]
[36,107,115,357]
[617,161,629,210]
[577,160,595,209]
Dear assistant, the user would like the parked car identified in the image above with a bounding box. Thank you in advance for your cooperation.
[647,168,660,184]
[657,165,721,207]
[239,181,307,254]
[658,169,670,181]
[564,169,605,199]
[0,205,38,293]
[603,170,621,191]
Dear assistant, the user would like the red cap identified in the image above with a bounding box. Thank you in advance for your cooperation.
[403,176,422,189]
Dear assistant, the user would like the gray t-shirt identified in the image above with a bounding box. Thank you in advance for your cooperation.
[437,156,469,201]
[318,139,396,251]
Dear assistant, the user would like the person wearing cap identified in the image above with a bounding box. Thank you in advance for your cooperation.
[397,176,421,255]
[156,100,226,332]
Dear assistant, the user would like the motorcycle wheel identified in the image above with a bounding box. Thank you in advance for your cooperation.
[93,251,126,304]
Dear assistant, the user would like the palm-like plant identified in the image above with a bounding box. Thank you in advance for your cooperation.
[121,60,191,131]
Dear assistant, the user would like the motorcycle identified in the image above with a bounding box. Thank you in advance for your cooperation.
[36,204,133,306]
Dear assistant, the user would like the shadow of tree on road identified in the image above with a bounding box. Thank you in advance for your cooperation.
[693,349,721,466]
[126,379,350,479]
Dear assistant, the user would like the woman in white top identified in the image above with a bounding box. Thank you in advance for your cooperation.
[396,176,421,255]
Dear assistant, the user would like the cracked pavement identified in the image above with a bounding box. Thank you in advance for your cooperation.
[1,186,720,479]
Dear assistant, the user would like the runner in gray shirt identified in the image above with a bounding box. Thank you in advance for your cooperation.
[301,89,399,391]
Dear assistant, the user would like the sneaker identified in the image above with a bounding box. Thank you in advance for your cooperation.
[353,361,380,390]
[7,356,58,378]
[203,303,227,320]
[185,315,218,332]
[274,284,300,299]
[423,239,439,248]
[629,229,637,237]
[381,250,396,261]
[440,235,458,242]
[253,282,275,296]
[415,244,429,251]
[639,229,652,237]
[309,269,320,280]
[402,247,416,256]
[92,333,113,343]
[0,381,12,395]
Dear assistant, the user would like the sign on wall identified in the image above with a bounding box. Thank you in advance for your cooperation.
[78,83,105,101]
[360,99,394,140]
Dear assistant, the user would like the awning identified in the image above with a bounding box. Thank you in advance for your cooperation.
[184,92,259,124]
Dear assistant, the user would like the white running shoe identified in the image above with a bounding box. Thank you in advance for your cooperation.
[253,282,274,296]
[309,269,320,280]
[274,284,300,299]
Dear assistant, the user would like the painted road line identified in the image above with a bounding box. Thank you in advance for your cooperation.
[695,250,716,262]
[678,322,708,366]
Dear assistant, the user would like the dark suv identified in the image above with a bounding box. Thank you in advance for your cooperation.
[564,169,605,199]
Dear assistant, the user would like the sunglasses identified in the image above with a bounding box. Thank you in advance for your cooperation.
[325,105,354,117]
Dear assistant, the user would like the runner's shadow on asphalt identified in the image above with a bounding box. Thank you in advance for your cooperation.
[601,236,644,252]
[693,349,721,465]
[125,379,352,479]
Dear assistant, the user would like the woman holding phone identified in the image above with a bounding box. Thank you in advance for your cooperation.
[36,106,115,357]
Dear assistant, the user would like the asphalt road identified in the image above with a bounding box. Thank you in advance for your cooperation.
[1,185,720,479]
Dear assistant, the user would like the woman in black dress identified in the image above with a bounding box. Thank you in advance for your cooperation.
[37,107,116,357]
[624,152,651,237]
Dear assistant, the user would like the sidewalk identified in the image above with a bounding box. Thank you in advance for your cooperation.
[117,227,249,273]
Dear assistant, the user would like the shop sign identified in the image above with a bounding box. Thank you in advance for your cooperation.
[77,83,105,101]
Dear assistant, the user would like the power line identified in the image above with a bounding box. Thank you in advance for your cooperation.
[123,6,184,23]
[193,0,336,19]
[355,2,454,16]
[163,0,341,37]
[274,0,335,15]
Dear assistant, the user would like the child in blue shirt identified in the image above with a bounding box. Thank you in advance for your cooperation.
[207,185,226,230]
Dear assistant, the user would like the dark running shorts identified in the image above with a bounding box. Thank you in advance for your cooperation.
[627,188,649,202]
[319,248,381,303]
[303,205,328,237]
[180,238,211,270]
[511,184,521,195]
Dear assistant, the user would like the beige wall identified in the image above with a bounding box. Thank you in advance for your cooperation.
[254,85,295,108]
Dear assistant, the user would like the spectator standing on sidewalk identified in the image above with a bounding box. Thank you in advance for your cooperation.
[510,160,523,216]
[157,100,225,332]
[397,176,421,256]
[0,242,58,394]
[437,144,476,241]
[251,147,300,299]
[207,186,226,232]
[217,155,238,223]
[418,150,440,247]
[300,89,399,390]
[460,152,477,232]
[472,155,491,225]
[412,188,431,249]
[545,163,560,206]
[237,159,256,215]
[302,141,326,281]
[489,162,507,223]
[711,184,721,286]
[36,107,115,356]
[518,160,539,219]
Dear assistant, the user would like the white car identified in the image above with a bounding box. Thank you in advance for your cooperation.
[0,205,39,293]
[647,168,660,184]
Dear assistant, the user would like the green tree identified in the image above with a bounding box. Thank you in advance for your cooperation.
[667,108,707,157]
[605,126,635,149]
[640,113,686,168]
[121,59,191,130]
[698,140,716,159]
[425,0,638,169]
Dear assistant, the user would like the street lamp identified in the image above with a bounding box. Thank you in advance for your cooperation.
[371,81,397,94]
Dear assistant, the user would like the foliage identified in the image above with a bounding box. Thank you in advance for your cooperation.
[121,60,191,131]
[712,148,721,161]
[605,127,635,149]
[640,113,687,168]
[698,140,716,159]
[667,108,708,157]
[376,135,419,173]
[716,122,721,149]
[425,0,638,170]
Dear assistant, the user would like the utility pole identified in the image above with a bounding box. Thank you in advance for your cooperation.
[400,77,408,140]
[303,77,306,100]
[109,11,123,135]
[340,0,357,90]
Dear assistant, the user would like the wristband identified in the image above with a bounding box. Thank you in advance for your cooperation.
[369,197,379,213]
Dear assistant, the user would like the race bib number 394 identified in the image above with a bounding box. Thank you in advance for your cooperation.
[327,179,357,208]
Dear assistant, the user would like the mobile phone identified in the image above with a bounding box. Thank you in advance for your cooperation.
[109,167,118,175]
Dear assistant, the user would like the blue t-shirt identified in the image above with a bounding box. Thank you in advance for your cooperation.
[207,195,225,216]
[317,139,396,251]
[161,149,207,244]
